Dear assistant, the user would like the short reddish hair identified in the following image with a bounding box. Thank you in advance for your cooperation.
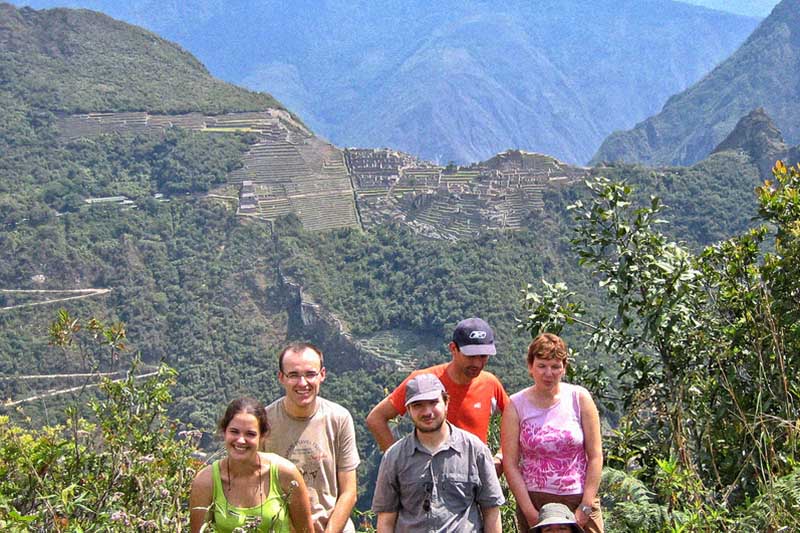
[527,333,568,366]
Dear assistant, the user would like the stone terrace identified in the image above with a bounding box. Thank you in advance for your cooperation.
[234,135,359,231]
[345,148,423,194]
[354,329,441,372]
[55,114,588,238]
[56,110,360,232]
[56,110,302,141]
[348,148,589,236]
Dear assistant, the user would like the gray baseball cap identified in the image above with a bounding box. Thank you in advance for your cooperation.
[405,374,445,406]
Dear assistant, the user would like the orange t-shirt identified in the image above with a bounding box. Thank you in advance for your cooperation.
[388,363,509,443]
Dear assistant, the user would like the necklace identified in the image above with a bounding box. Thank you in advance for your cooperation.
[224,452,264,521]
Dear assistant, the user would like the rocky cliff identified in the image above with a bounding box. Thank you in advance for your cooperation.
[711,108,791,178]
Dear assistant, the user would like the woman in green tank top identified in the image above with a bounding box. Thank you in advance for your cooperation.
[190,398,313,532]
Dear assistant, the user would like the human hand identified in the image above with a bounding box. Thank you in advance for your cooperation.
[524,509,539,529]
[493,453,503,478]
[575,503,592,527]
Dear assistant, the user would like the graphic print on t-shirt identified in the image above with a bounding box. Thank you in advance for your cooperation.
[286,438,329,486]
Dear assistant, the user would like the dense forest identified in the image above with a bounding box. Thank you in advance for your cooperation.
[2,3,798,531]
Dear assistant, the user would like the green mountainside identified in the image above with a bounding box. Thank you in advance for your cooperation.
[1,3,797,529]
[592,0,800,167]
[0,3,283,114]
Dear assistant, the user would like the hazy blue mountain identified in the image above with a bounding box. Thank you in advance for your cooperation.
[592,0,800,167]
[676,0,779,17]
[9,0,758,164]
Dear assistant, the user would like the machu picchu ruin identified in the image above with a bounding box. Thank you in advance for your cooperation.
[55,110,589,238]
[346,147,587,239]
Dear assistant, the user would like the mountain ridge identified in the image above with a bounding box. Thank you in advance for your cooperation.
[711,108,789,177]
[8,0,759,164]
[592,0,800,167]
[0,1,284,114]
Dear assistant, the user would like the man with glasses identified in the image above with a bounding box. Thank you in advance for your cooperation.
[263,342,359,533]
[372,374,504,532]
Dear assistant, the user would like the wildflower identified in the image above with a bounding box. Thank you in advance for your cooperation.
[136,518,157,530]
[110,510,131,526]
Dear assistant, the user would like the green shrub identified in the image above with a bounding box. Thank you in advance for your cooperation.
[0,314,200,531]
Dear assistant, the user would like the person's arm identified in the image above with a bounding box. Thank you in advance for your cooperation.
[481,506,501,533]
[324,469,357,533]
[188,466,213,533]
[493,380,511,477]
[372,447,400,533]
[366,397,401,452]
[376,512,397,533]
[474,436,505,532]
[496,380,510,414]
[577,388,603,527]
[500,401,539,527]
[276,457,314,533]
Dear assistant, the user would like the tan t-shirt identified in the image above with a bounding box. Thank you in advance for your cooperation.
[263,397,360,533]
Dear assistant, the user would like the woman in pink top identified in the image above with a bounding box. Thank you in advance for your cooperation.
[501,333,604,532]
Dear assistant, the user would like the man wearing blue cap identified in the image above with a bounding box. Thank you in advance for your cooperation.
[367,317,509,452]
[372,374,504,532]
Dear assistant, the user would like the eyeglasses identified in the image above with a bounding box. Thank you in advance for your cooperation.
[423,482,433,513]
[283,370,321,382]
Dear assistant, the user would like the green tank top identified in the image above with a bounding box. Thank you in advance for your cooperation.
[211,457,291,533]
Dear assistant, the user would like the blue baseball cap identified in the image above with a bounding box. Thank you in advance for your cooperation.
[452,317,496,356]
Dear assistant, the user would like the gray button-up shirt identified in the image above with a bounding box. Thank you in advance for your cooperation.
[372,423,505,532]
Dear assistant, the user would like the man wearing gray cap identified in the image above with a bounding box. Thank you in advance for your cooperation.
[366,317,509,453]
[371,374,504,532]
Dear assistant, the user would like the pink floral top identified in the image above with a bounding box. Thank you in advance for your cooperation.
[511,383,587,495]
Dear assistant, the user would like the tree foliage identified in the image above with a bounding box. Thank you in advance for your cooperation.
[521,162,800,531]
[0,313,199,531]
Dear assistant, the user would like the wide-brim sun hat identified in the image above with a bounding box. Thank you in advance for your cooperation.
[532,502,584,532]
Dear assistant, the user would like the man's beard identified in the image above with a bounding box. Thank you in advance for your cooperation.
[415,418,444,433]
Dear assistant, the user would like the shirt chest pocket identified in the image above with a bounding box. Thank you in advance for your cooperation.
[396,468,432,510]
[437,471,480,502]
